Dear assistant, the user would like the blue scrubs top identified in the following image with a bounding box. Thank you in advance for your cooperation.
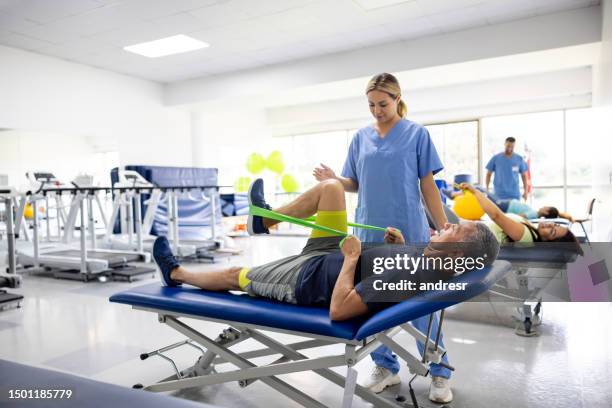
[341,119,443,244]
[485,153,527,200]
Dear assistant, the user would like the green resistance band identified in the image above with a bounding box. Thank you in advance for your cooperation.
[250,205,347,236]
[303,216,392,232]
[249,205,394,237]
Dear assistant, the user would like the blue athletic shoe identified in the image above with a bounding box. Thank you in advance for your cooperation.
[247,178,271,235]
[153,236,181,287]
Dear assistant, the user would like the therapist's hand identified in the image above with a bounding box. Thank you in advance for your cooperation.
[313,163,336,182]
[522,191,529,201]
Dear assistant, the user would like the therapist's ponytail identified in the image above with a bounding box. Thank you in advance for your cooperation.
[397,99,407,118]
[366,73,407,118]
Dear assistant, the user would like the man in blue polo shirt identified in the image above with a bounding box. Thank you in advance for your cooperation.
[485,137,529,200]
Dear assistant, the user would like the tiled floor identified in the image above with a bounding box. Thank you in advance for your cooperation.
[1,236,611,407]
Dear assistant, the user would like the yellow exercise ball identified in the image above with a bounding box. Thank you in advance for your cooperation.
[246,153,266,174]
[281,174,299,193]
[24,203,34,219]
[234,176,251,193]
[453,191,484,220]
[266,150,285,175]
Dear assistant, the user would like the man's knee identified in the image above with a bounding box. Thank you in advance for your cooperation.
[320,179,344,195]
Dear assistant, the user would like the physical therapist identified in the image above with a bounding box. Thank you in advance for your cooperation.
[313,73,453,403]
[485,136,529,200]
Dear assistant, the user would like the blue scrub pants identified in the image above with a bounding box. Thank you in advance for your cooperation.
[371,312,451,378]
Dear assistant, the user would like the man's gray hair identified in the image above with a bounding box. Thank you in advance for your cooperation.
[464,222,500,267]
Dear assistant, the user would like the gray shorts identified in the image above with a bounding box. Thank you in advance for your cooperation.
[244,236,343,303]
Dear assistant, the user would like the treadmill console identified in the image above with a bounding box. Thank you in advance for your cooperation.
[118,170,153,187]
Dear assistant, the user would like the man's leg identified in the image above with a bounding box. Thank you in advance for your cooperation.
[153,236,244,291]
[171,265,243,291]
[269,179,345,219]
[249,178,346,234]
[156,179,348,291]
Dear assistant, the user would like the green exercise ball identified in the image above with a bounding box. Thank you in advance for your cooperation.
[281,174,299,193]
[266,150,285,175]
[246,153,265,174]
[234,176,251,193]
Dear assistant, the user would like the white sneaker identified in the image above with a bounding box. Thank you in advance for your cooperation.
[429,376,453,403]
[361,366,401,394]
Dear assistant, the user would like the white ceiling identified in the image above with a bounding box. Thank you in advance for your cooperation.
[0,0,601,83]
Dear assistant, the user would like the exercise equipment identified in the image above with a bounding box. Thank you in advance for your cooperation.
[110,261,512,408]
[452,190,484,220]
[265,150,285,174]
[0,274,21,310]
[494,243,581,336]
[220,193,248,217]
[453,174,473,190]
[246,153,265,174]
[23,203,34,219]
[0,184,24,310]
[16,172,154,282]
[234,176,251,193]
[106,169,197,259]
[249,205,393,236]
[25,171,70,242]
[111,166,235,263]
[434,204,583,336]
[280,174,299,193]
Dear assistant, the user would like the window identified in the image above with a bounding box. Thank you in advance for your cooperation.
[566,187,593,218]
[481,108,606,215]
[426,121,479,182]
[482,111,564,188]
[272,107,602,218]
[287,130,349,191]
[530,187,564,214]
[566,108,598,186]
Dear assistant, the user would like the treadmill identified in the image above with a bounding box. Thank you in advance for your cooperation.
[1,183,24,309]
[17,172,155,282]
[105,170,198,258]
[109,169,235,263]
[161,186,230,263]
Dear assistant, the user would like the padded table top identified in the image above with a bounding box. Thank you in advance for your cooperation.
[498,244,579,264]
[110,261,512,341]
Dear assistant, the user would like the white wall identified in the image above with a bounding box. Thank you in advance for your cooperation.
[591,0,612,240]
[0,44,192,171]
[594,0,612,106]
[191,108,282,186]
[0,130,107,187]
[267,67,592,135]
